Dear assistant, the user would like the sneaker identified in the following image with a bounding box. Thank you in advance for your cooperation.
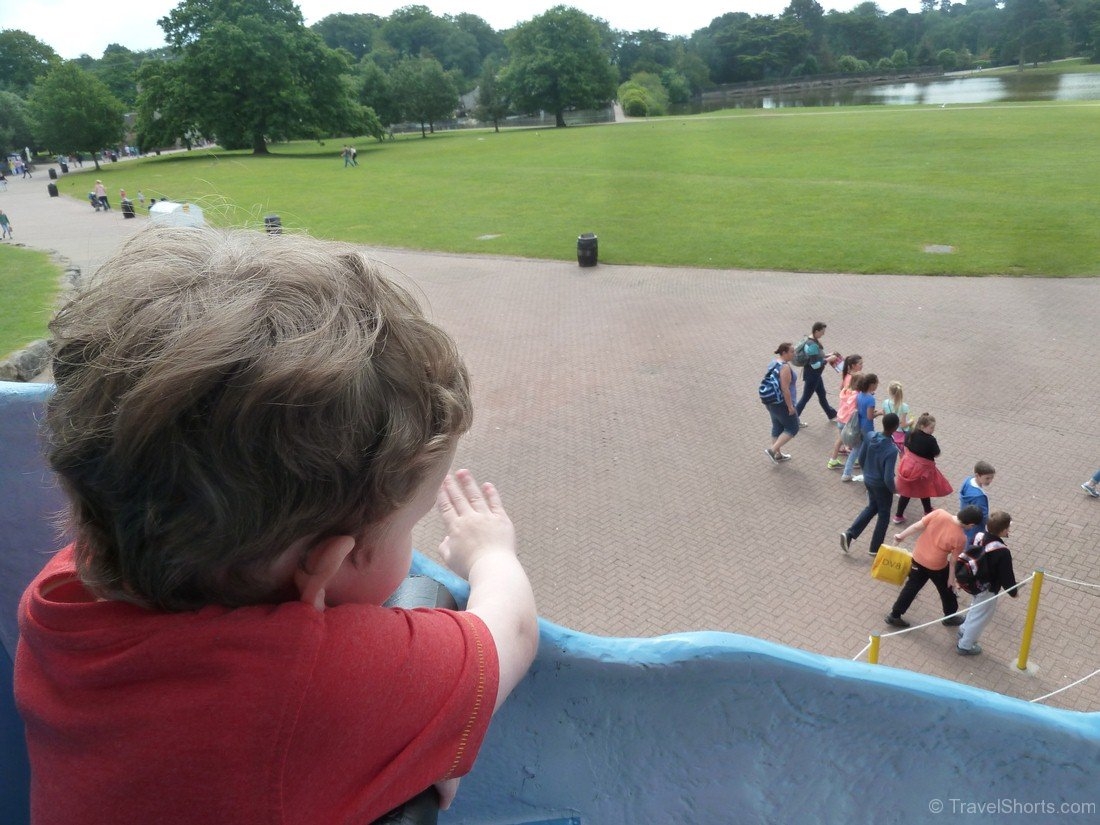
[890,515,906,524]
[764,448,778,464]
[941,615,964,627]
[799,419,808,428]
[884,614,910,628]
[839,532,851,553]
[775,452,792,462]
[826,458,844,469]
[957,643,982,656]
[852,474,864,483]
[840,475,853,482]
[1083,483,1100,499]
[868,546,878,556]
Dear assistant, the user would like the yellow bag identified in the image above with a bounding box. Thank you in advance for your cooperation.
[870,544,912,586]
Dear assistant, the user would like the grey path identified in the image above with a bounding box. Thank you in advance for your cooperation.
[4,160,1099,711]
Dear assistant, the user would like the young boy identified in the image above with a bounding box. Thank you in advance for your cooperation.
[840,413,899,557]
[959,460,995,544]
[15,226,539,824]
[884,505,984,628]
[956,510,1019,656]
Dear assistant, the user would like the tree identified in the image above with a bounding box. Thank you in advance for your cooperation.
[92,45,142,108]
[501,5,618,127]
[0,91,35,160]
[155,0,358,153]
[311,12,384,61]
[476,56,509,132]
[389,56,458,137]
[0,30,60,95]
[357,59,401,127]
[30,63,125,170]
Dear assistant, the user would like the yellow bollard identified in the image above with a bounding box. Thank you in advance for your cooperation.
[1016,570,1044,671]
[868,633,880,665]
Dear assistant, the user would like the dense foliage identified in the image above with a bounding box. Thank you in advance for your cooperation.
[2,0,1099,159]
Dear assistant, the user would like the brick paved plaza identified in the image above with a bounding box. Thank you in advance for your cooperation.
[5,165,1099,711]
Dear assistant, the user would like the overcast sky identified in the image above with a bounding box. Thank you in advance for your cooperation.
[2,1,922,61]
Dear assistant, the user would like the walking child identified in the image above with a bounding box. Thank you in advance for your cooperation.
[958,461,995,544]
[956,510,1019,656]
[841,372,881,482]
[0,208,12,240]
[882,381,910,451]
[828,354,864,469]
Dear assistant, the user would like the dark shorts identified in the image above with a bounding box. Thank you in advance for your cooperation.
[767,403,800,438]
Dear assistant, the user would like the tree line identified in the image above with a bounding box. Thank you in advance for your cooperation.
[2,0,1098,159]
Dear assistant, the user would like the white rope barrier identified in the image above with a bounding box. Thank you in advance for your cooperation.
[1030,668,1100,703]
[1042,573,1100,591]
[850,568,1100,707]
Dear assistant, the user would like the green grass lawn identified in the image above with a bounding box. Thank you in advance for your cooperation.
[49,99,1100,276]
[0,244,61,358]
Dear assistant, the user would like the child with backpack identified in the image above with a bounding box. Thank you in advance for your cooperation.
[841,373,881,483]
[827,354,864,469]
[956,511,1019,656]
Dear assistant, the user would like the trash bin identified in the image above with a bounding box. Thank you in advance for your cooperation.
[59,161,68,174]
[47,183,59,197]
[121,199,135,219]
[48,168,57,180]
[577,233,598,267]
[264,215,282,235]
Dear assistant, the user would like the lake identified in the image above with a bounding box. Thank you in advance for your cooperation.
[679,71,1100,112]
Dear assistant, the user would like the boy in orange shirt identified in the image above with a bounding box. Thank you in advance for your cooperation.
[884,505,984,628]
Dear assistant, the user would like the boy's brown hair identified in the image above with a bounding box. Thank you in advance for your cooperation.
[986,510,1012,536]
[974,460,996,476]
[47,227,472,611]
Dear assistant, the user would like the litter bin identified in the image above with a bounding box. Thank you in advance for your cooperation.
[48,168,57,180]
[577,233,598,267]
[264,214,282,235]
[121,199,135,219]
[47,183,58,198]
[59,161,68,174]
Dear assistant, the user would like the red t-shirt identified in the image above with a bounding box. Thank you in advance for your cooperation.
[15,546,499,825]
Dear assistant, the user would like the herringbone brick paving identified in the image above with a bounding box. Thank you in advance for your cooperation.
[6,166,1099,712]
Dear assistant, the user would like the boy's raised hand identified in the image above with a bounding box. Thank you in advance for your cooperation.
[436,469,516,579]
[436,469,538,714]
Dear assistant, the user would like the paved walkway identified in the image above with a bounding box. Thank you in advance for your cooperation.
[3,160,1099,711]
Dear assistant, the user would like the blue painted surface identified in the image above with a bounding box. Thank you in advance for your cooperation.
[3,382,1099,825]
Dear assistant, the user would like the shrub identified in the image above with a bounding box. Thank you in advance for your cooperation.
[660,69,692,104]
[837,55,870,73]
[891,49,909,69]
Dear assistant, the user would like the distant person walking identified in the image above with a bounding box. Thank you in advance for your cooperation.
[794,321,841,425]
[894,413,951,521]
[762,342,799,463]
[956,510,1019,657]
[0,208,13,240]
[840,413,900,557]
[94,180,110,211]
[884,505,984,629]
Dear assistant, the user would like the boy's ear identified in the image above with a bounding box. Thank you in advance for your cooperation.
[295,535,357,611]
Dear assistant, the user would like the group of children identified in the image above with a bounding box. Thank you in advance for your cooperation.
[783,322,1021,658]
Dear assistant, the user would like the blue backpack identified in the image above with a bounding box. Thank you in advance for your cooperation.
[758,362,783,405]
